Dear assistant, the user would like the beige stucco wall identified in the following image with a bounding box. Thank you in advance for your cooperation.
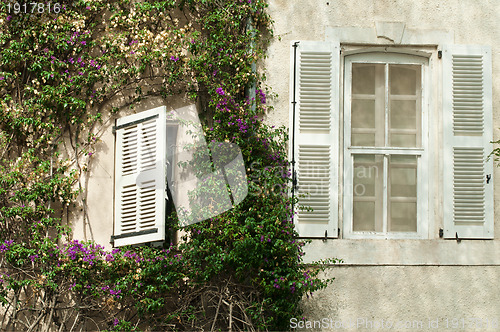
[299,266,500,331]
[265,0,500,330]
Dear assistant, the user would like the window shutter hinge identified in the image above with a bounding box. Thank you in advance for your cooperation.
[323,230,328,241]
[439,228,443,238]
[455,232,461,243]
[112,126,116,134]
[438,50,442,59]
[486,174,491,184]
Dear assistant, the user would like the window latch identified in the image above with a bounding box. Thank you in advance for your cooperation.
[486,174,491,184]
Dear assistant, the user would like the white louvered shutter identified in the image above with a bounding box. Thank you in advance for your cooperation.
[292,41,340,237]
[113,106,167,246]
[442,45,493,239]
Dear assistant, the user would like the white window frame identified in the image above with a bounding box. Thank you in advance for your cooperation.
[342,51,431,239]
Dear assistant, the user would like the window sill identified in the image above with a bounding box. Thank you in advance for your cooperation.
[303,238,500,266]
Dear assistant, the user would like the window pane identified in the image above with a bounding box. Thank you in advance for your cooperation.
[389,155,417,232]
[352,99,376,146]
[352,99,375,128]
[390,100,416,129]
[353,202,376,231]
[352,64,376,94]
[390,134,417,147]
[389,65,421,148]
[351,64,385,147]
[352,133,375,146]
[390,65,418,95]
[390,202,417,232]
[353,154,383,232]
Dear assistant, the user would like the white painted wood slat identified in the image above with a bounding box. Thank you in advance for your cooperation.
[443,45,493,239]
[292,41,340,238]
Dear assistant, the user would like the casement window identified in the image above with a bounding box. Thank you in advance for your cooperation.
[291,41,493,240]
[343,52,428,239]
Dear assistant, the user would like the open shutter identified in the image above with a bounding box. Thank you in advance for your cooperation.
[291,41,340,237]
[442,45,493,239]
[113,106,167,246]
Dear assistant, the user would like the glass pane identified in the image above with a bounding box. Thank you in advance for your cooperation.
[389,98,419,147]
[389,155,417,232]
[352,64,376,94]
[352,99,376,146]
[353,155,383,232]
[390,134,416,147]
[353,202,376,231]
[352,99,375,128]
[390,65,419,95]
[352,133,375,146]
[390,202,417,232]
[390,155,417,197]
[390,100,416,129]
[351,64,384,147]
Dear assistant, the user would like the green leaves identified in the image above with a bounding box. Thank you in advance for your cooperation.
[0,0,334,330]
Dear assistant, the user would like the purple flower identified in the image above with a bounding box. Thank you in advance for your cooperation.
[0,77,4,81]
[81,41,86,45]
[216,88,225,96]
[256,89,266,104]
[114,318,119,326]
[110,289,121,296]
[6,16,12,22]
[170,56,179,62]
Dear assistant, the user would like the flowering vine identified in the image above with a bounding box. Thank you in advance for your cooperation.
[0,0,338,331]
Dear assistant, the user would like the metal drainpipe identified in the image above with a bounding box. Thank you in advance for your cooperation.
[291,42,299,221]
[245,16,256,114]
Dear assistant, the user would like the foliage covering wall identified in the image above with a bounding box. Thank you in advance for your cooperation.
[0,0,335,330]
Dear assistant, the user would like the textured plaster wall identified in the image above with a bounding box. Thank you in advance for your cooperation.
[299,266,500,331]
[264,0,500,329]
